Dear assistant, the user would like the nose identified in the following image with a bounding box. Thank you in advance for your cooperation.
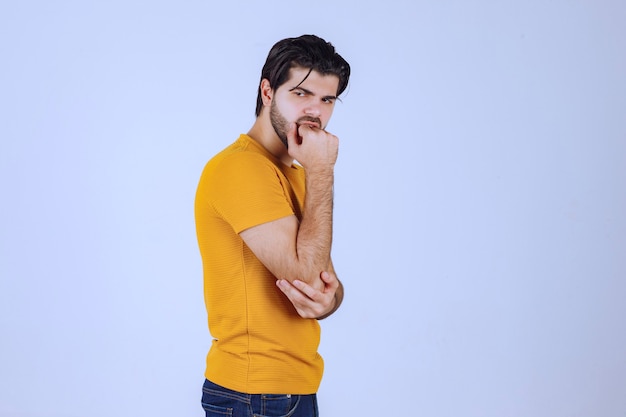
[303,100,321,118]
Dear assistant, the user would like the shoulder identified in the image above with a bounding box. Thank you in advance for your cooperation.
[202,141,279,180]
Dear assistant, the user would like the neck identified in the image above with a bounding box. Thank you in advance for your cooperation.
[247,116,293,166]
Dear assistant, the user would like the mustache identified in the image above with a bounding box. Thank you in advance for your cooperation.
[296,116,322,128]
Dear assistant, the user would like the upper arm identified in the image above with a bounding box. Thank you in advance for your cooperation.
[239,215,304,283]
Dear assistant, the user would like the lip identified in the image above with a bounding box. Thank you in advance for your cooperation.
[298,121,321,129]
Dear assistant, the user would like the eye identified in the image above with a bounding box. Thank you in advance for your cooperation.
[322,97,336,104]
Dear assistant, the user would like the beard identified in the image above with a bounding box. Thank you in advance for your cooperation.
[270,99,290,148]
[270,99,323,149]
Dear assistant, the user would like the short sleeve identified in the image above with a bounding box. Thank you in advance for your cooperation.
[209,151,295,234]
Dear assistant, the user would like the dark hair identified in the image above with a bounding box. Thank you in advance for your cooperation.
[255,34,351,116]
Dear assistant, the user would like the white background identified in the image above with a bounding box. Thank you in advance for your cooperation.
[1,1,625,416]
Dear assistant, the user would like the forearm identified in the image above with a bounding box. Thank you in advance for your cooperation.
[294,168,334,285]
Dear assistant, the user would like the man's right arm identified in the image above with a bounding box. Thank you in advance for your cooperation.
[239,123,338,291]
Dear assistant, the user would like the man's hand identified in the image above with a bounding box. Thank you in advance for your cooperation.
[286,123,338,170]
[276,270,342,319]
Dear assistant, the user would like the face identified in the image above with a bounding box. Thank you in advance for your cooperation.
[267,67,340,147]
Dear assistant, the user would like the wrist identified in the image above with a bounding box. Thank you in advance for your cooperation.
[305,165,334,179]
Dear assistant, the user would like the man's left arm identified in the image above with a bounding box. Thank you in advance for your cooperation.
[276,260,344,320]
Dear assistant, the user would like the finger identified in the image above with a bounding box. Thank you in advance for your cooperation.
[297,123,318,140]
[320,271,333,283]
[292,279,322,300]
[277,280,333,319]
[319,271,339,290]
[286,123,299,147]
[277,280,321,317]
[277,279,310,303]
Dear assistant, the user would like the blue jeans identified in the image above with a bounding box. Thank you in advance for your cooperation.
[201,379,319,417]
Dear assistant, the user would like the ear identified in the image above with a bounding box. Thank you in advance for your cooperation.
[260,78,273,106]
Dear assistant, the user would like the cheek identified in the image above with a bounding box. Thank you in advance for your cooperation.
[322,107,335,123]
[279,103,300,122]
[274,99,293,120]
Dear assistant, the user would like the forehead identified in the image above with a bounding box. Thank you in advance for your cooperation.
[283,67,340,95]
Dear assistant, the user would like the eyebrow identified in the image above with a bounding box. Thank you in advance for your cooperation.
[289,86,338,101]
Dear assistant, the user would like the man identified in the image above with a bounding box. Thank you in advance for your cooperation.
[195,34,350,417]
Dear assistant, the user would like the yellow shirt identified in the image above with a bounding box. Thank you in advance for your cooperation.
[194,134,323,394]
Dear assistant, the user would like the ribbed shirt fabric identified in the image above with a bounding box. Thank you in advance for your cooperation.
[194,134,323,394]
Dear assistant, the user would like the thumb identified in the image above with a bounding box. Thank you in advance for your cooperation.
[320,271,335,285]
